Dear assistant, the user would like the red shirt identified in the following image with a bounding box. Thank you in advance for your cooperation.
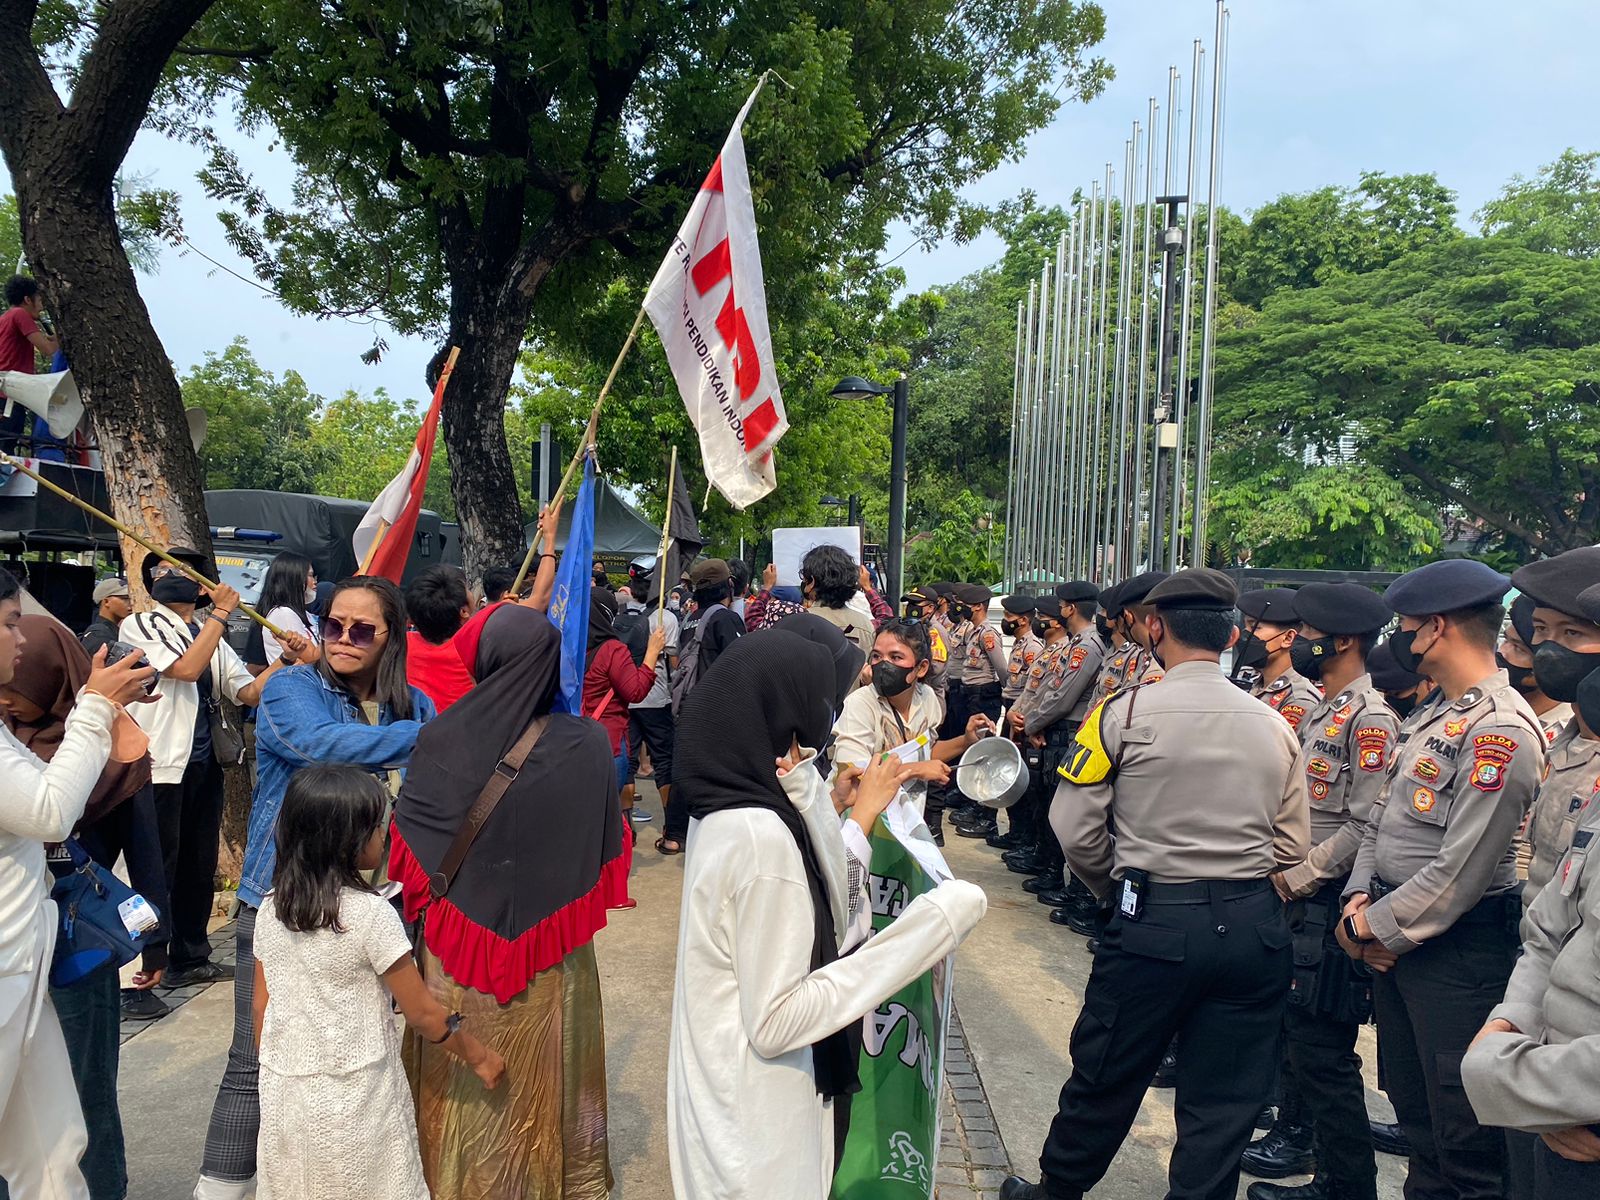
[406,629,476,712]
[0,307,39,375]
[581,639,656,754]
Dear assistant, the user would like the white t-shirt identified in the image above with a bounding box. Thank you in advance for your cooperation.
[263,607,318,663]
[632,608,680,710]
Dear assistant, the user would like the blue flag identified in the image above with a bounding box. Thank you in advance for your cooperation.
[548,454,596,714]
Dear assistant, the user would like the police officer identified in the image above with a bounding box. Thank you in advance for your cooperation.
[956,593,1041,840]
[1368,638,1431,721]
[1507,549,1600,910]
[1237,588,1323,734]
[902,585,951,704]
[1500,594,1573,749]
[1000,596,1076,863]
[1089,572,1169,709]
[1338,559,1545,1200]
[1245,583,1398,1200]
[1463,692,1600,1197]
[1003,569,1309,1200]
[1086,581,1131,710]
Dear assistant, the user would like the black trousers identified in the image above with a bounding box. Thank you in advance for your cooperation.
[1286,1001,1375,1198]
[1371,903,1518,1200]
[1037,881,1290,1200]
[927,683,972,832]
[153,754,225,972]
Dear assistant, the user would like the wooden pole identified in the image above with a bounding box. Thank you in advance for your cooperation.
[0,452,289,639]
[657,445,678,622]
[510,306,647,595]
[358,346,460,576]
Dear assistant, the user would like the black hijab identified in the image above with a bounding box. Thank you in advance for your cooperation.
[587,585,617,662]
[773,611,866,712]
[674,629,860,1100]
[393,604,624,1001]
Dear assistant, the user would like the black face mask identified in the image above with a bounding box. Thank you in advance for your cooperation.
[1095,616,1112,641]
[150,576,204,606]
[1149,621,1166,670]
[1290,635,1338,682]
[1390,692,1419,720]
[1531,641,1600,703]
[1031,618,1051,638]
[1001,617,1020,636]
[871,660,916,698]
[1576,667,1600,735]
[1234,630,1270,672]
[1388,626,1430,676]
[951,603,972,622]
[905,604,925,620]
[1495,651,1537,695]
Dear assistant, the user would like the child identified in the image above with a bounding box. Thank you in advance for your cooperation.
[252,764,504,1199]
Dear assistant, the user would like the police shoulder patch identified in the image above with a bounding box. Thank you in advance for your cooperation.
[1280,703,1307,729]
[1068,646,1088,670]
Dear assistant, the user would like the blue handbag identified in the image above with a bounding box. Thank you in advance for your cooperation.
[49,838,154,988]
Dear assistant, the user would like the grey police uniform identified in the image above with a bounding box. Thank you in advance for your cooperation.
[1003,629,1045,704]
[1025,570,1309,1200]
[1520,721,1600,912]
[1254,668,1323,738]
[1018,625,1107,878]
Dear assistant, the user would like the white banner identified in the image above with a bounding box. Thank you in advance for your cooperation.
[644,82,787,510]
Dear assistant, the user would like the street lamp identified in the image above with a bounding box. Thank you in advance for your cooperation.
[830,374,909,603]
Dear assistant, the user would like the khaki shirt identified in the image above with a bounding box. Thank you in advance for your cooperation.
[1014,635,1070,722]
[1051,659,1310,899]
[1512,702,1575,880]
[946,618,975,681]
[1254,668,1324,737]
[1279,674,1399,896]
[1520,721,1600,911]
[962,621,1007,686]
[1347,670,1545,954]
[1002,631,1044,701]
[1466,795,1600,1133]
[1024,626,1107,736]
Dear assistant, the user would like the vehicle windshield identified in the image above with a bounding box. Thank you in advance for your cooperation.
[214,553,273,607]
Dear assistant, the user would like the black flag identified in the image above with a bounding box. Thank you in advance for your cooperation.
[654,464,703,604]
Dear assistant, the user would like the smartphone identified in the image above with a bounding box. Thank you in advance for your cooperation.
[104,641,159,694]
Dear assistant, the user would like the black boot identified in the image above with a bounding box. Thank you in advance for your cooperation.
[1022,870,1065,895]
[999,1178,1081,1200]
[1246,1179,1330,1200]
[1004,849,1049,875]
[1367,1120,1408,1158]
[1240,1120,1316,1178]
[986,828,1022,849]
[1036,885,1072,907]
[1151,1041,1178,1088]
[954,812,999,838]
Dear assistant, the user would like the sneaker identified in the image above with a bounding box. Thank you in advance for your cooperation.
[629,809,654,823]
[162,961,235,989]
[121,989,170,1021]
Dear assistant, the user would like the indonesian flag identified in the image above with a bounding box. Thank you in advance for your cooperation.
[644,82,787,510]
[353,354,454,582]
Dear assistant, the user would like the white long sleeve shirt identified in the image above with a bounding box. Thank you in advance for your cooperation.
[667,756,985,1200]
[0,692,115,980]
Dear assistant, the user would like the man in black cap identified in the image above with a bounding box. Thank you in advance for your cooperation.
[1089,572,1170,709]
[901,585,951,703]
[1085,581,1129,709]
[1243,583,1398,1200]
[1498,594,1571,749]
[679,557,746,684]
[955,594,1042,841]
[1003,595,1076,861]
[1337,559,1545,1200]
[1003,568,1309,1200]
[1235,588,1322,735]
[1367,638,1430,720]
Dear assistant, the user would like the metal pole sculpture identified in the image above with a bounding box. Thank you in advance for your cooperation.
[1193,3,1228,562]
[1003,299,1025,585]
[1131,94,1160,570]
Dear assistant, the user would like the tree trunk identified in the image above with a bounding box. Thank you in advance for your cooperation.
[435,286,538,581]
[14,178,213,580]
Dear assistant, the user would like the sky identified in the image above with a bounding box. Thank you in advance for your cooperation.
[3,0,1595,411]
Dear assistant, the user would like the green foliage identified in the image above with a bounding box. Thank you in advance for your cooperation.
[305,389,454,518]
[1211,235,1600,559]
[904,490,1003,585]
[0,196,20,278]
[1477,149,1600,259]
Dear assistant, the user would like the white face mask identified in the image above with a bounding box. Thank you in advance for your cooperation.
[305,585,318,606]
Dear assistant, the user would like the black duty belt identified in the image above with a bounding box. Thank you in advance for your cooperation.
[1138,878,1273,905]
[1372,876,1523,926]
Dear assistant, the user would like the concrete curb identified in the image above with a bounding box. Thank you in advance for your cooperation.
[938,1005,1014,1200]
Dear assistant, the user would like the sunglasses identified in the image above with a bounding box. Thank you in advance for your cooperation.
[322,618,384,648]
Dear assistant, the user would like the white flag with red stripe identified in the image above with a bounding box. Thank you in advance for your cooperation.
[644,82,787,510]
[352,355,453,583]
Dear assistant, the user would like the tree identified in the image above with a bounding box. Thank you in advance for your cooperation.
[173,0,1112,574]
[306,390,454,519]
[1477,149,1600,259]
[1211,236,1600,559]
[182,337,327,492]
[0,0,220,579]
[903,489,1003,584]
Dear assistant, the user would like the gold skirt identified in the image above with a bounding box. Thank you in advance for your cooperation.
[405,941,613,1200]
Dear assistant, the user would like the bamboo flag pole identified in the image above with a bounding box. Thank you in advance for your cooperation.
[358,345,461,576]
[0,452,290,639]
[510,306,648,595]
[657,445,678,622]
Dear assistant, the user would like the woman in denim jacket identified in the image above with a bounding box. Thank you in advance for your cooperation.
[194,576,436,1200]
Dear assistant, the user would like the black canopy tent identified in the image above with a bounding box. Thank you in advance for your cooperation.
[527,475,662,571]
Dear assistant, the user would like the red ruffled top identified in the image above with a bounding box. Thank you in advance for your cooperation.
[388,822,629,1003]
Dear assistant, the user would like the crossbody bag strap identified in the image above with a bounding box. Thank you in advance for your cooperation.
[427,714,551,900]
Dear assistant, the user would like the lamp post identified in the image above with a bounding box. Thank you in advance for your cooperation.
[831,374,908,603]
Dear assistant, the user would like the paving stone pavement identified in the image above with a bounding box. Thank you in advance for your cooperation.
[119,920,238,1046]
[937,1007,1012,1200]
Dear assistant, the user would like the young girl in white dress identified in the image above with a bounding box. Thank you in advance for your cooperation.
[252,764,503,1199]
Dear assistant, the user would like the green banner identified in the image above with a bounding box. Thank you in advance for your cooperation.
[831,811,953,1199]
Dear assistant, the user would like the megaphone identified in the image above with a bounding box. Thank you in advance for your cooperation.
[186,407,207,453]
[0,369,84,439]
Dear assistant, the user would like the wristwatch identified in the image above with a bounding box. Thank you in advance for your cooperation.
[1342,915,1372,945]
[278,652,298,668]
[432,1011,465,1044]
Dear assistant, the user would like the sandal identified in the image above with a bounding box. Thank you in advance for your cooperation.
[655,836,684,856]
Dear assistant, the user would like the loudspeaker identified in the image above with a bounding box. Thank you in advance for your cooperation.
[0,369,83,438]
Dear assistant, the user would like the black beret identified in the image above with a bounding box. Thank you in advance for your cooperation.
[1576,582,1600,626]
[928,581,957,596]
[1382,559,1510,618]
[1367,637,1423,692]
[1099,582,1124,611]
[1511,547,1600,621]
[1117,570,1171,608]
[1508,593,1536,644]
[1294,582,1393,636]
[1237,587,1300,625]
[1055,579,1100,603]
[1001,594,1036,615]
[954,583,994,606]
[1146,567,1239,611]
